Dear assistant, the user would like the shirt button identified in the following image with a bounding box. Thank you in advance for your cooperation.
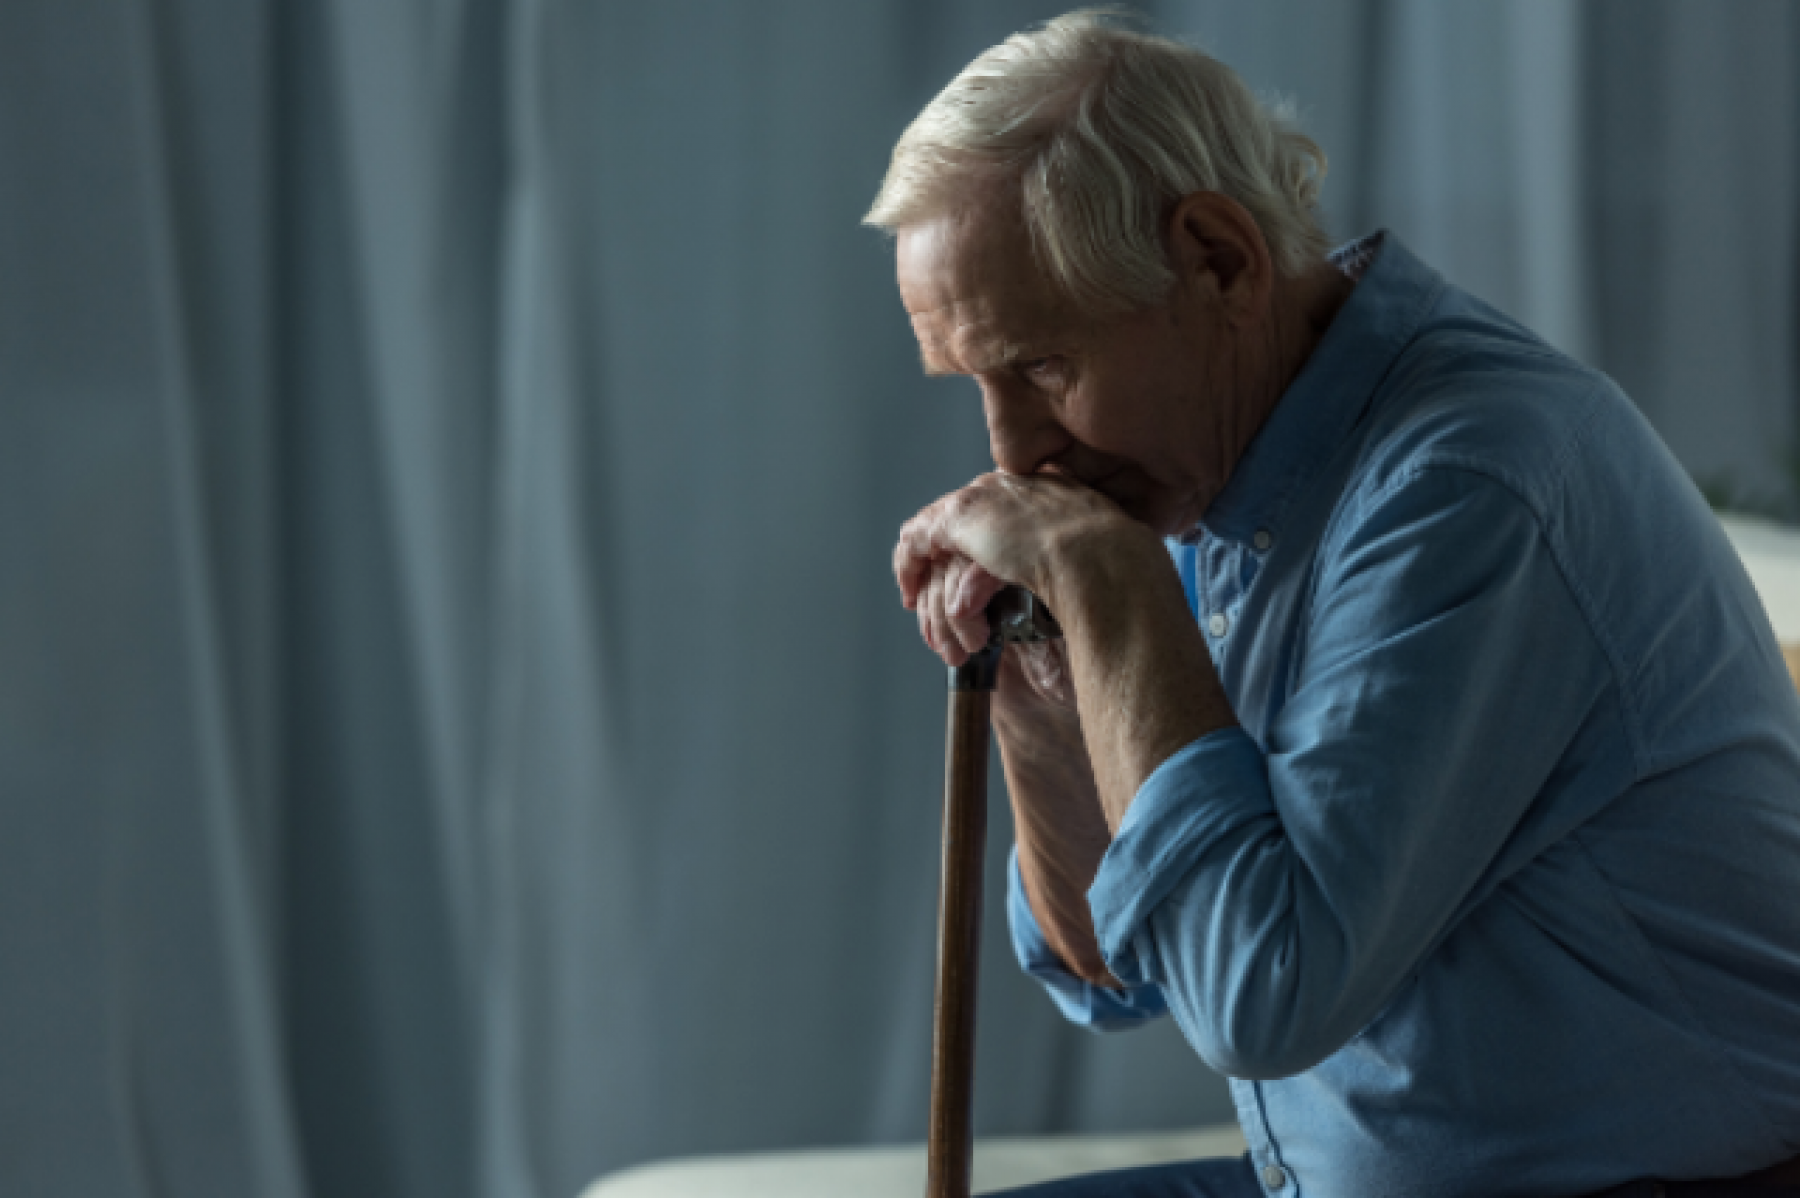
[1208,612,1229,637]
[1253,529,1273,552]
[1261,1163,1288,1190]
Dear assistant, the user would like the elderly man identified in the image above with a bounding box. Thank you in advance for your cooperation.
[867,12,1800,1198]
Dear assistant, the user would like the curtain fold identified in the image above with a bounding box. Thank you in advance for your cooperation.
[2,3,1794,1197]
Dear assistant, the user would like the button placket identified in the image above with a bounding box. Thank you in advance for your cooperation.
[1203,541,1243,641]
[1230,1079,1285,1192]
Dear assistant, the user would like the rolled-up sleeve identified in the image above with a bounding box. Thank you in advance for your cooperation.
[1088,465,1615,1079]
[1006,846,1168,1031]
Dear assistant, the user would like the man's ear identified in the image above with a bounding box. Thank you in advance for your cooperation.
[1165,191,1274,326]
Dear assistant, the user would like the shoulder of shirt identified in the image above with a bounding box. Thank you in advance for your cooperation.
[1340,291,1623,522]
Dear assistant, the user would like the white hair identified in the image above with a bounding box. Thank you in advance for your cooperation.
[864,9,1330,314]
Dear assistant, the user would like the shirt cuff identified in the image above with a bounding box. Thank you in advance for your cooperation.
[1006,846,1168,1031]
[1088,728,1271,988]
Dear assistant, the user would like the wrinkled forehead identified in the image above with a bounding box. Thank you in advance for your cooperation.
[896,204,1072,374]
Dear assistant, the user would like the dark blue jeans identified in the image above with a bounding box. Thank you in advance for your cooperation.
[983,1155,1259,1197]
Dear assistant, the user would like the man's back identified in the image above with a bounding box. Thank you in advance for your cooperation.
[1153,235,1800,1196]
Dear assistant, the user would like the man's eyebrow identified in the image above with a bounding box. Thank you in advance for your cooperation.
[962,340,1035,376]
[915,330,1032,377]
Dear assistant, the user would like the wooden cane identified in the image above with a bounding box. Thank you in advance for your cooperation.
[926,589,1062,1198]
[927,639,1000,1198]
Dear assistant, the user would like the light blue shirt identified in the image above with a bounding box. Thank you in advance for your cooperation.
[1007,234,1800,1198]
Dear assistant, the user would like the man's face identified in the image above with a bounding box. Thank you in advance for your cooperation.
[897,193,1247,538]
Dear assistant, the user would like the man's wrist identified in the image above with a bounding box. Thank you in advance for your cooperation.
[1015,833,1123,988]
[1036,512,1164,620]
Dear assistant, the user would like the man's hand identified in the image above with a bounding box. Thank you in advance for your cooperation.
[894,468,1231,825]
[894,469,1237,984]
[894,469,1126,668]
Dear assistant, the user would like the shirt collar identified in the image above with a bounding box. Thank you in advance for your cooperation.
[1188,232,1447,547]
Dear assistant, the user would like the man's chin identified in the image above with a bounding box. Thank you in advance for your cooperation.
[1090,479,1152,525]
[1131,490,1207,540]
[1071,467,1200,538]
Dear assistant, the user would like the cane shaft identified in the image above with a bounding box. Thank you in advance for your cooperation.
[927,685,991,1198]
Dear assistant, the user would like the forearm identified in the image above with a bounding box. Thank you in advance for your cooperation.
[1043,525,1238,832]
[995,521,1233,984]
[992,688,1117,986]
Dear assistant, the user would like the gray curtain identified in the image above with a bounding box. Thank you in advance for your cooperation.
[1,2,1794,1197]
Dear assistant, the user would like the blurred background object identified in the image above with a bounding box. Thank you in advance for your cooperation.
[0,2,1794,1196]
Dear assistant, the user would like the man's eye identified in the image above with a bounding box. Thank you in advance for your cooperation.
[1019,356,1063,382]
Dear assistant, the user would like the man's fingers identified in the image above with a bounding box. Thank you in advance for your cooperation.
[919,568,945,664]
[896,469,1077,618]
[895,529,928,609]
[906,554,1007,663]
[950,563,1006,620]
[943,558,994,655]
[922,569,969,666]
[894,508,953,610]
[946,562,1007,654]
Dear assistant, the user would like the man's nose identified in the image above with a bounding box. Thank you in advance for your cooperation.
[980,380,1067,475]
